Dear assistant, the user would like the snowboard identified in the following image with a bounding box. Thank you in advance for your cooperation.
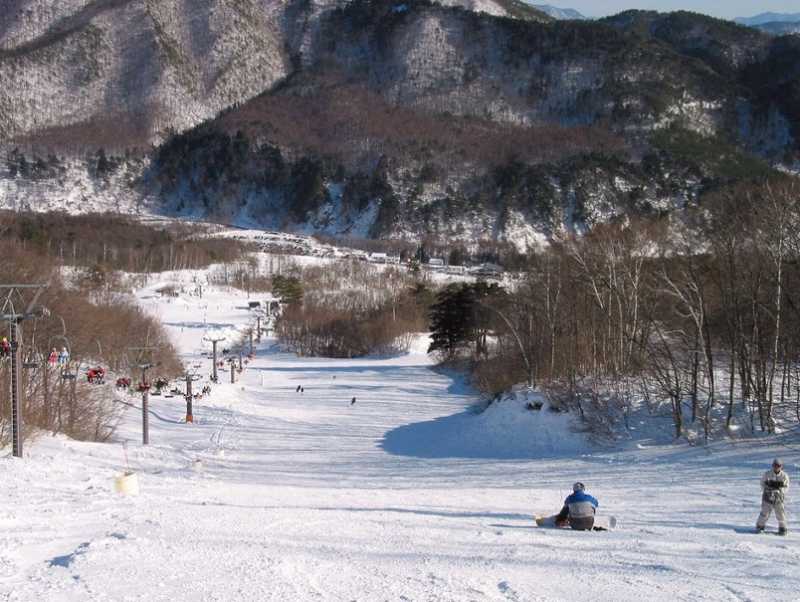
[535,514,617,531]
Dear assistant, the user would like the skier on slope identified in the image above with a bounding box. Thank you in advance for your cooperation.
[756,458,790,535]
[554,482,599,531]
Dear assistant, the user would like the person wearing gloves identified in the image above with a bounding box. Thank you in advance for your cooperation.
[555,482,599,531]
[756,458,790,535]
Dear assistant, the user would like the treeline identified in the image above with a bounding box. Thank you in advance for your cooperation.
[3,148,134,181]
[313,233,527,270]
[275,262,431,358]
[0,212,248,273]
[429,177,800,439]
[0,240,182,444]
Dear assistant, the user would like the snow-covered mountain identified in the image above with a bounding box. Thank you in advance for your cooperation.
[1,2,799,248]
[530,4,586,20]
[0,0,550,148]
[0,0,300,147]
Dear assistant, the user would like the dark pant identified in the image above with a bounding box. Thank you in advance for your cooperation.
[569,516,595,531]
[556,505,595,530]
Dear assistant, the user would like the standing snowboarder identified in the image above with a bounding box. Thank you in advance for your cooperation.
[554,482,599,531]
[756,458,789,535]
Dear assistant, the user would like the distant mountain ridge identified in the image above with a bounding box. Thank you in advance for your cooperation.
[734,12,800,26]
[530,4,586,20]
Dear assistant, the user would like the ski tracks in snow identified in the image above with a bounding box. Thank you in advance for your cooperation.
[6,281,800,601]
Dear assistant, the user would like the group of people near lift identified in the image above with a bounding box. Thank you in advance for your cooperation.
[552,459,789,535]
[47,347,70,366]
[1,339,109,385]
[0,339,70,367]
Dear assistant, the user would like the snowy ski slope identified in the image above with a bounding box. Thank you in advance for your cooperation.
[2,277,799,601]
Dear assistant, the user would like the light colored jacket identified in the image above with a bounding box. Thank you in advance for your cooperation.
[761,468,789,503]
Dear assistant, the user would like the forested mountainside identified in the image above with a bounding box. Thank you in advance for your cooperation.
[1,1,798,246]
[0,0,548,148]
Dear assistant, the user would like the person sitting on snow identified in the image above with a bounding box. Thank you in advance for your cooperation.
[756,458,790,535]
[555,482,599,531]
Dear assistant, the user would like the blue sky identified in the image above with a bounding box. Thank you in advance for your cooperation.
[551,1,799,20]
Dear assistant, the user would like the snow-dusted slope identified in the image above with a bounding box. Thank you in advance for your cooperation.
[434,0,550,20]
[0,0,292,145]
[2,274,799,600]
[0,0,550,146]
[531,4,586,20]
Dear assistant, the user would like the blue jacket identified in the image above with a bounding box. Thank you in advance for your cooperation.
[564,491,599,518]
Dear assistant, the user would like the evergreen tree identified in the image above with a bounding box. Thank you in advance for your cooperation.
[428,283,474,359]
[428,282,504,359]
[272,274,304,305]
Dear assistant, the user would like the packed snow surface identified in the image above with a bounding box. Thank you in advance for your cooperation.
[2,278,799,601]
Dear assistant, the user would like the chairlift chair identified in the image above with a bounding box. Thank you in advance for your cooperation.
[86,366,106,384]
[60,359,78,381]
[22,350,42,370]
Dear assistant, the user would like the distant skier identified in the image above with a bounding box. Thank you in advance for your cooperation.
[300,387,304,394]
[48,348,58,366]
[296,385,301,393]
[351,397,356,405]
[58,347,69,366]
[554,482,599,531]
[756,458,789,535]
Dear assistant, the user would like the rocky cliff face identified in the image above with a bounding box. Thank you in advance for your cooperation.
[1,1,797,247]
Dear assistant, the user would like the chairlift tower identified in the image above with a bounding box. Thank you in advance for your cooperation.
[202,334,226,383]
[255,310,267,343]
[184,366,202,423]
[128,347,159,445]
[1,284,49,458]
[228,357,238,384]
